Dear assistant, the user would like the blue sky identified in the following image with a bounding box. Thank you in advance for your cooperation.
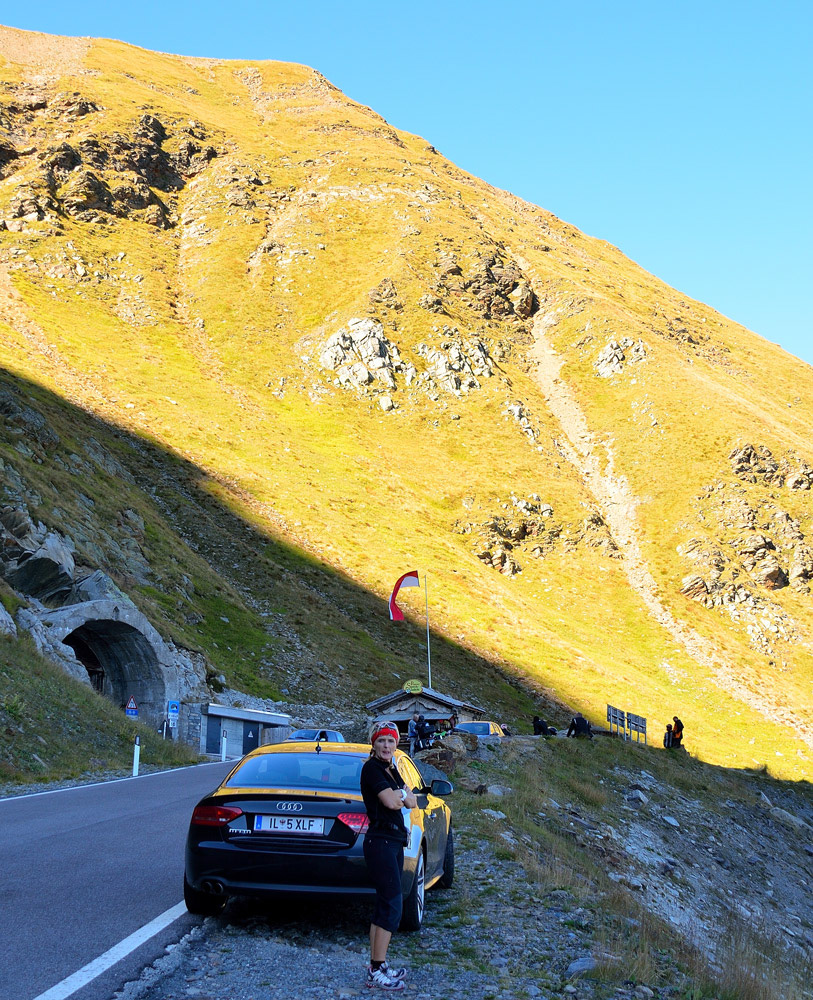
[5,1,812,365]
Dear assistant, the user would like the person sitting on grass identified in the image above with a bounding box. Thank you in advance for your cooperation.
[663,723,674,748]
[566,713,593,739]
[533,716,557,736]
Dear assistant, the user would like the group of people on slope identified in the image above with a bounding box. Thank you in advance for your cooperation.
[536,711,686,748]
[663,715,684,748]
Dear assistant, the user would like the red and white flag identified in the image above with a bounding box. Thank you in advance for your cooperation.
[389,570,420,620]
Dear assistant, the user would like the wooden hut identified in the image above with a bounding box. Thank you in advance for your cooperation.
[366,680,485,740]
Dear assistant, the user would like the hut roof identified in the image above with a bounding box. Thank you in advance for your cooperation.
[365,685,484,716]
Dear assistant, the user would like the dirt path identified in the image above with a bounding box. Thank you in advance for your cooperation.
[524,300,813,750]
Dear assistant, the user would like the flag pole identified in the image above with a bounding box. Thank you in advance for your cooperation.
[424,572,432,689]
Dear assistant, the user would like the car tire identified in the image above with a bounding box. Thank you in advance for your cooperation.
[400,848,425,931]
[183,874,226,916]
[437,825,455,888]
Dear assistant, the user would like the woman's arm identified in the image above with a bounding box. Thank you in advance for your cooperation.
[377,786,418,810]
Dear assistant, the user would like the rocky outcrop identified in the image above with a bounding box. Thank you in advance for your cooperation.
[730,443,782,484]
[594,337,647,378]
[415,331,494,395]
[0,602,17,637]
[0,389,60,454]
[15,606,89,682]
[789,544,813,593]
[67,568,132,606]
[680,575,709,601]
[432,251,536,321]
[417,293,444,314]
[729,442,813,489]
[320,318,416,392]
[2,102,219,230]
[679,453,813,617]
[730,533,788,590]
[503,400,541,445]
[457,495,559,577]
[368,277,402,311]
[0,507,75,603]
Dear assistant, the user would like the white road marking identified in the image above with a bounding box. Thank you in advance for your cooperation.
[0,760,232,804]
[31,901,188,1000]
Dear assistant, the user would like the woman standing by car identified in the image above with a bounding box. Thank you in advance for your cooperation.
[360,723,418,991]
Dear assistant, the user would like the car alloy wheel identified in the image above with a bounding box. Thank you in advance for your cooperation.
[401,848,425,931]
[438,825,454,889]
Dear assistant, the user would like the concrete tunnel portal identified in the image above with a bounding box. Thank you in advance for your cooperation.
[30,599,184,726]
[62,619,166,717]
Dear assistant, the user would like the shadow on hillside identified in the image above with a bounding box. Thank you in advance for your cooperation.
[0,366,566,725]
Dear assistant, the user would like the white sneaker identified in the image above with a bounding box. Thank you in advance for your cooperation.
[381,962,407,981]
[366,965,405,991]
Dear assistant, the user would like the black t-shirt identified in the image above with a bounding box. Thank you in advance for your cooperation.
[360,755,408,844]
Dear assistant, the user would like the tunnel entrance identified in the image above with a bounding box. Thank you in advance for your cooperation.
[63,632,105,693]
[62,619,166,720]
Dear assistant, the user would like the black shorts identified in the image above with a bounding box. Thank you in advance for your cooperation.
[363,834,404,933]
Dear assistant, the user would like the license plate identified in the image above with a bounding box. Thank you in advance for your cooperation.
[254,815,325,834]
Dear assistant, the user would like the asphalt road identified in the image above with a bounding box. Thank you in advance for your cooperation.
[0,761,235,1000]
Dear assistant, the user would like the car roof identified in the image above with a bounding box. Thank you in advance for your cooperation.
[213,742,412,798]
[240,741,372,757]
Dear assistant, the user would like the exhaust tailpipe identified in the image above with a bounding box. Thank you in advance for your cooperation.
[201,879,225,895]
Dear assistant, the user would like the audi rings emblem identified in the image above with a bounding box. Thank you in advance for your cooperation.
[276,802,303,812]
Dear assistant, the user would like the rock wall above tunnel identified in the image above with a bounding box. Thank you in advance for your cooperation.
[0,502,210,729]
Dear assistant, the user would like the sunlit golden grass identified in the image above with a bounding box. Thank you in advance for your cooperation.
[1,29,813,781]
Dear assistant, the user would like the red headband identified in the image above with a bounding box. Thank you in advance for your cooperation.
[371,725,399,744]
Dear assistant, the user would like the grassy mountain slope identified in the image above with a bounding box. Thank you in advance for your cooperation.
[1,25,812,780]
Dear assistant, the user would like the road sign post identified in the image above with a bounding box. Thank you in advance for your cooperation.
[167,700,180,740]
[125,696,138,719]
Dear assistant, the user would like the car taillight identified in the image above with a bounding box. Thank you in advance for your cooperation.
[191,805,244,826]
[338,812,369,835]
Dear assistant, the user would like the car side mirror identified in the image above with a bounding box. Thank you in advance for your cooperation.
[429,778,453,796]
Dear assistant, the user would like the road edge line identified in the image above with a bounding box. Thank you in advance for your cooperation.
[0,760,232,804]
[31,901,189,1000]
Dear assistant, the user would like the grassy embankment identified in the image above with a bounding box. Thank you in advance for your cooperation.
[406,736,813,999]
[0,622,197,782]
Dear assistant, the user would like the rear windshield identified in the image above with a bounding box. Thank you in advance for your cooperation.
[459,722,490,735]
[225,752,364,790]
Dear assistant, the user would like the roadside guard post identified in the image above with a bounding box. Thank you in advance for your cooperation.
[220,729,227,761]
[626,712,648,745]
[132,735,141,777]
[606,704,626,739]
